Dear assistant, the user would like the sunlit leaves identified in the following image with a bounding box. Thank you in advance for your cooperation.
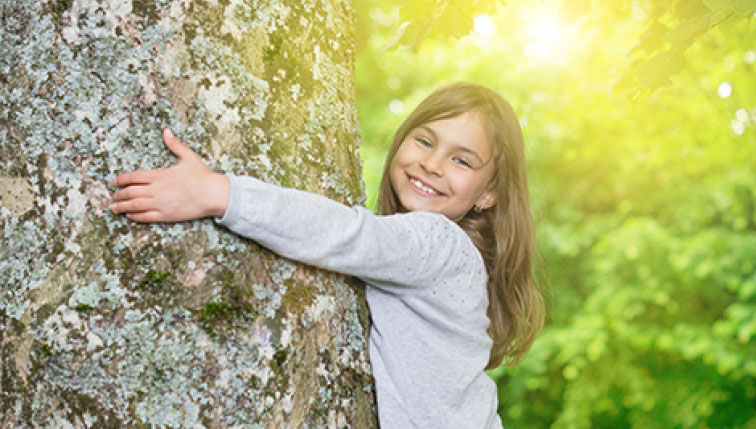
[383,0,756,95]
[617,0,755,96]
[384,0,499,50]
[704,0,756,16]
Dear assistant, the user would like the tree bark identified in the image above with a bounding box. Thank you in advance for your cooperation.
[0,0,376,427]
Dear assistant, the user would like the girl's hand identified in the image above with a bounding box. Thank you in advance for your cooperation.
[111,128,230,223]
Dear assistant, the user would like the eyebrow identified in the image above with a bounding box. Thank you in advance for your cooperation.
[417,125,486,165]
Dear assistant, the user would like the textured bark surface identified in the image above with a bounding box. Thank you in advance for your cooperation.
[0,0,376,427]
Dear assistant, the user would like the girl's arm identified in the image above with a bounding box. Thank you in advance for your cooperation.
[113,130,475,286]
[111,129,230,222]
[216,174,469,285]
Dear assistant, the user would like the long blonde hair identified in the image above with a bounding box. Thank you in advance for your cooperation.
[376,82,545,369]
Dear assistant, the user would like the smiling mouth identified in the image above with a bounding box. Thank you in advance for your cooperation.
[408,175,443,196]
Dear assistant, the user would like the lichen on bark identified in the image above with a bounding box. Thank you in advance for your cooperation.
[0,0,375,427]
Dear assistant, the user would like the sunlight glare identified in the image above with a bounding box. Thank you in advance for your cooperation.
[387,76,401,90]
[732,119,745,136]
[744,50,755,65]
[388,99,404,114]
[522,11,564,59]
[718,82,733,98]
[473,14,497,37]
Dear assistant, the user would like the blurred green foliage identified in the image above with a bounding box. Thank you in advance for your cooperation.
[353,0,756,427]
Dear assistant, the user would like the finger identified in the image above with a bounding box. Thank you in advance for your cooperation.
[126,211,164,223]
[111,198,157,214]
[163,128,198,161]
[114,170,159,187]
[113,185,151,202]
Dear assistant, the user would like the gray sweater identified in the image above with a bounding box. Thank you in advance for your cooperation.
[217,175,502,428]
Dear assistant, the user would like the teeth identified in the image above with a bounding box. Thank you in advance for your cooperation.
[410,178,439,195]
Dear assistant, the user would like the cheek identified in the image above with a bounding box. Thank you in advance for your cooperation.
[456,174,493,202]
[392,142,411,164]
[390,145,411,175]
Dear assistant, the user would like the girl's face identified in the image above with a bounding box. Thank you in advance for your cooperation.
[389,111,496,222]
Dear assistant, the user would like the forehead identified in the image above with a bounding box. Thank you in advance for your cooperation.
[416,111,493,157]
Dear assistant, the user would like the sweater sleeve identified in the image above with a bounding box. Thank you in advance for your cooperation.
[216,175,475,288]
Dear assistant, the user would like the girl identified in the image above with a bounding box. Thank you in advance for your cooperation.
[111,82,544,428]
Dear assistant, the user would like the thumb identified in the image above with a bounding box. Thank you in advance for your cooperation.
[163,128,197,161]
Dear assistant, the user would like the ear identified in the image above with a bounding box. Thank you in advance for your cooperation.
[475,188,496,210]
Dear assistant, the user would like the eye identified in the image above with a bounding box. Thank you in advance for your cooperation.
[452,157,472,168]
[415,137,432,148]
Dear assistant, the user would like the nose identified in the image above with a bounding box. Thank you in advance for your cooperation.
[420,151,445,176]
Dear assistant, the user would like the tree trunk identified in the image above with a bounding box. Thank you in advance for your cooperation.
[0,0,376,427]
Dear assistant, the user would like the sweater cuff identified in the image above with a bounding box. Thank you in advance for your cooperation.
[215,174,242,226]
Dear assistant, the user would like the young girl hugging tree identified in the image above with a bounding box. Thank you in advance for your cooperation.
[111,82,545,428]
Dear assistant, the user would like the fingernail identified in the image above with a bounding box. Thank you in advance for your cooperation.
[165,128,174,138]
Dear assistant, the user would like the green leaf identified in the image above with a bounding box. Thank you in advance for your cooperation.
[703,0,755,16]
[664,11,713,46]
[676,0,714,18]
[733,0,756,15]
[382,21,411,51]
[399,20,432,50]
[389,0,498,50]
[635,49,687,89]
[632,20,671,55]
[398,0,436,23]
[703,0,733,11]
